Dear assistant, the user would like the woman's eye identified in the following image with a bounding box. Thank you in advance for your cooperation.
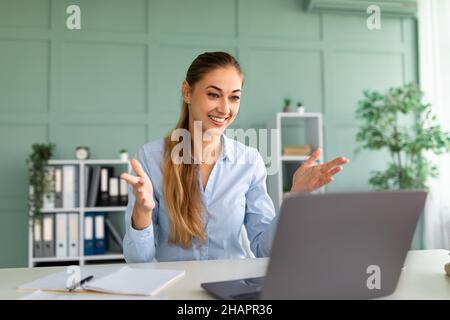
[231,96,240,101]
[207,93,219,98]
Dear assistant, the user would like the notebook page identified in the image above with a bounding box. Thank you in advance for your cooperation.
[18,290,168,300]
[18,265,120,292]
[84,266,185,296]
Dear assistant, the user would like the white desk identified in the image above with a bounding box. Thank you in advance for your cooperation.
[1,249,449,300]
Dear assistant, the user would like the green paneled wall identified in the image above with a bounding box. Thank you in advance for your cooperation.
[0,0,418,267]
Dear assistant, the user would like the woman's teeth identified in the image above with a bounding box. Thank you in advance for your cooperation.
[209,115,227,123]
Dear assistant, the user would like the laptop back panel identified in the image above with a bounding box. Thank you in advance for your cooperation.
[261,191,427,299]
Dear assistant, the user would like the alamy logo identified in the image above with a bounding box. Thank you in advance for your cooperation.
[366,265,381,290]
[366,5,381,30]
[66,265,81,289]
[66,5,81,30]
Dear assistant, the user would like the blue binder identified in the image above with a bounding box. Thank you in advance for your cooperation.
[84,212,95,255]
[94,212,107,255]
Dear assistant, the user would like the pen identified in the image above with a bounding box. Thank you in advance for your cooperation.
[67,275,94,292]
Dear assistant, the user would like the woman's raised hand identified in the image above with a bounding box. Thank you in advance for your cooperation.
[120,159,155,214]
[290,148,349,193]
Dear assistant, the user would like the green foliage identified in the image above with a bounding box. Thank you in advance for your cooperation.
[355,83,450,190]
[27,143,55,218]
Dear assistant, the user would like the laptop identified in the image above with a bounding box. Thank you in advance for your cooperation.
[201,191,427,299]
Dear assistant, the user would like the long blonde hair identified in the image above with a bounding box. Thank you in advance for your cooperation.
[163,52,243,248]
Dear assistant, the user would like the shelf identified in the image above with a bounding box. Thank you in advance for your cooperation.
[47,160,80,165]
[266,112,324,210]
[41,208,80,213]
[47,159,129,165]
[83,160,129,165]
[32,253,125,263]
[40,207,127,213]
[83,253,124,261]
[84,206,127,212]
[29,158,130,267]
[278,112,322,119]
[32,256,81,263]
[281,155,310,161]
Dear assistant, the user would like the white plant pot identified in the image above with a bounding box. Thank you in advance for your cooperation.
[120,152,128,161]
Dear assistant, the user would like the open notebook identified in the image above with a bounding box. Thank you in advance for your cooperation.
[18,266,185,296]
[18,290,168,300]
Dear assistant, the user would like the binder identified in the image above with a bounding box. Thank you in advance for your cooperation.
[108,177,120,207]
[63,165,77,208]
[84,166,91,206]
[98,167,113,206]
[33,218,43,258]
[67,213,79,257]
[84,212,95,256]
[42,166,55,210]
[87,166,101,207]
[54,167,63,208]
[119,177,128,206]
[94,212,107,255]
[105,217,123,251]
[55,213,68,257]
[42,213,55,257]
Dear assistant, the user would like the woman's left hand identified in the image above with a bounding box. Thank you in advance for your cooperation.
[290,148,349,193]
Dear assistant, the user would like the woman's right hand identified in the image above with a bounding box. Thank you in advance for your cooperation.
[121,159,155,228]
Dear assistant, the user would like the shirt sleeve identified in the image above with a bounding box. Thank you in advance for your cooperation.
[123,147,158,263]
[244,150,278,257]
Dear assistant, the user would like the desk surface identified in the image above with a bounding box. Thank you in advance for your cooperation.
[1,249,449,300]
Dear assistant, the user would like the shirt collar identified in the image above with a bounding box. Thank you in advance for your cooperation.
[221,134,235,162]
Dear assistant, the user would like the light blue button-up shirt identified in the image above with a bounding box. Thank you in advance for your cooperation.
[123,134,278,262]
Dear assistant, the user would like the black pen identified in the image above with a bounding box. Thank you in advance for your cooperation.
[67,275,94,292]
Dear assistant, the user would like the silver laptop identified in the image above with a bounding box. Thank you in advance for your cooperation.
[201,191,427,299]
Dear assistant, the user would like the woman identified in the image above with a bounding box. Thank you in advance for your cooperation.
[121,52,349,262]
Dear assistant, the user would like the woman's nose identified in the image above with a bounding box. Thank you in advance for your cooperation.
[216,97,230,114]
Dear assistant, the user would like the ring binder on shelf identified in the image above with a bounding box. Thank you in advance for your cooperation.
[55,213,68,258]
[29,159,130,267]
[42,214,55,258]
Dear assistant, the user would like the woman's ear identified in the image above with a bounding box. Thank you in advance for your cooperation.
[182,80,191,104]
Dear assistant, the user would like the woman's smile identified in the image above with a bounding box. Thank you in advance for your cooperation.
[207,114,230,126]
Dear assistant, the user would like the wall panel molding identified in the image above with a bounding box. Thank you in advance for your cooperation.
[0,0,419,267]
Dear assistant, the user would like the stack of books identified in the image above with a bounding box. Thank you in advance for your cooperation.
[283,144,312,156]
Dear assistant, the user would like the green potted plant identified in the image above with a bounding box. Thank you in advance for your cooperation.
[27,143,55,218]
[355,82,450,190]
[296,101,305,114]
[283,98,292,112]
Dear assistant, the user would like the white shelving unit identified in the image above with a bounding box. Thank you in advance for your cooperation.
[28,159,131,267]
[266,112,324,210]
